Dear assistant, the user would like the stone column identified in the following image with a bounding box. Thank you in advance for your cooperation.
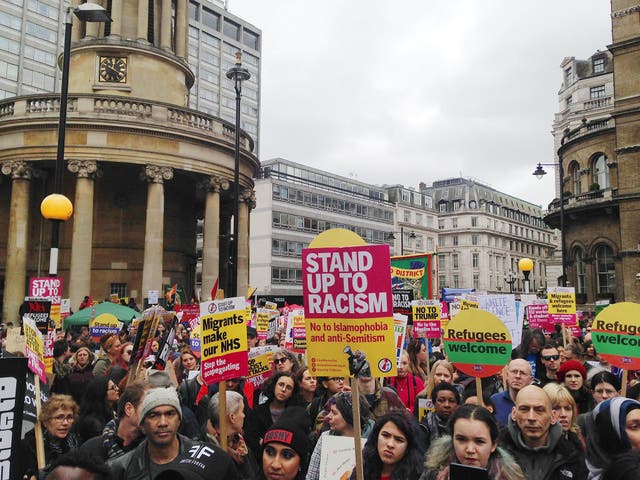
[67,160,98,311]
[141,165,173,303]
[110,0,123,37]
[175,0,187,59]
[137,0,149,42]
[160,0,172,50]
[1,161,32,324]
[201,176,228,300]
[237,188,255,298]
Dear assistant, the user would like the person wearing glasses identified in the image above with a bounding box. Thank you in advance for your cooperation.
[307,376,349,445]
[20,394,80,478]
[246,372,308,464]
[490,359,533,427]
[76,376,121,443]
[539,343,562,387]
[272,349,301,375]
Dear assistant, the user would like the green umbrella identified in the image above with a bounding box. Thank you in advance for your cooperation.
[64,302,140,328]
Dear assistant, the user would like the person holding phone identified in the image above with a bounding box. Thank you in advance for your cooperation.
[421,404,525,480]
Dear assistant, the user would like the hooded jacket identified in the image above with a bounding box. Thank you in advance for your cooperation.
[500,418,588,480]
[420,434,526,480]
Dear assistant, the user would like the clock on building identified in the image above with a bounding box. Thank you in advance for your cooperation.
[98,56,128,83]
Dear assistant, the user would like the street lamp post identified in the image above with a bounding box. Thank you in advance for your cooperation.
[533,131,572,287]
[388,227,416,255]
[518,258,534,294]
[226,52,250,298]
[504,271,516,293]
[40,3,110,276]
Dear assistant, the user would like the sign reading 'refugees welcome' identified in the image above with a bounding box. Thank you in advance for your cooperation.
[303,240,396,378]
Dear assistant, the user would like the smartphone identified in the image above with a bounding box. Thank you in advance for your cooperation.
[449,462,489,480]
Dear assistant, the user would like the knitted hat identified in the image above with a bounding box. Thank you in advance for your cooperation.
[263,416,310,464]
[139,387,182,424]
[593,397,640,452]
[557,360,587,382]
[330,391,370,429]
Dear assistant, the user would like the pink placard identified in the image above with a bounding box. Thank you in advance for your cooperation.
[302,244,392,319]
[29,277,63,304]
[201,350,248,384]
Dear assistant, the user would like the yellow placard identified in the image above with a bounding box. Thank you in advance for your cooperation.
[548,288,576,314]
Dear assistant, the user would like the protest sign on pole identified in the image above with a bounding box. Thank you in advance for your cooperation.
[246,345,279,389]
[200,296,248,385]
[29,277,63,329]
[393,313,408,366]
[591,302,640,396]
[89,313,121,342]
[392,288,413,320]
[0,357,28,480]
[22,297,51,335]
[547,287,577,324]
[390,253,436,300]
[526,303,553,333]
[23,316,46,384]
[303,228,395,480]
[477,295,520,350]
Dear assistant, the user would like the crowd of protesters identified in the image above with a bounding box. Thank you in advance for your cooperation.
[3,302,640,480]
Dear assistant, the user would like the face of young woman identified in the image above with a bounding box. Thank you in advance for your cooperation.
[433,365,452,384]
[273,377,294,403]
[417,343,427,363]
[625,409,640,451]
[377,421,408,470]
[453,418,497,468]
[107,380,120,404]
[553,401,574,432]
[564,371,584,391]
[182,353,197,371]
[300,370,317,393]
[262,443,301,480]
[273,355,293,373]
[397,353,410,378]
[328,404,350,434]
[76,349,90,367]
[592,382,618,404]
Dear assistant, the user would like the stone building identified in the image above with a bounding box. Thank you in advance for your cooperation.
[0,0,258,321]
[546,0,640,305]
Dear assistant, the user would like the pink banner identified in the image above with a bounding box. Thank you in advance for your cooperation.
[526,304,553,333]
[202,350,248,384]
[414,320,441,339]
[29,277,63,305]
[302,244,393,319]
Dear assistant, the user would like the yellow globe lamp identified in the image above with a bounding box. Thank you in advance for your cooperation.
[518,257,534,276]
[41,193,74,221]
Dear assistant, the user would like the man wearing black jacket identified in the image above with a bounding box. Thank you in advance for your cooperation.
[500,385,587,480]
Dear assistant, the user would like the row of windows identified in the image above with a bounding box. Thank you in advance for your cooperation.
[0,35,20,54]
[272,239,308,257]
[398,189,433,208]
[22,66,54,90]
[0,11,21,30]
[272,211,389,244]
[189,1,260,51]
[402,209,435,227]
[272,267,302,284]
[438,234,546,257]
[267,162,387,201]
[273,184,394,223]
[567,153,610,193]
[438,200,546,229]
[27,0,59,21]
[440,216,551,243]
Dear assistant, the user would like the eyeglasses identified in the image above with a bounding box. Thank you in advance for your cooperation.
[52,414,74,423]
[329,377,345,383]
[273,357,289,365]
[108,384,120,392]
[542,355,560,361]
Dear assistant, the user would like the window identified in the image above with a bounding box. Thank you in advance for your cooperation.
[427,237,434,251]
[452,254,459,270]
[564,66,572,85]
[473,274,479,290]
[471,217,478,227]
[438,254,446,269]
[439,202,447,213]
[593,57,605,74]
[438,237,445,247]
[453,201,461,211]
[570,163,581,195]
[592,153,609,189]
[472,253,479,268]
[404,210,411,222]
[451,218,458,228]
[223,19,240,40]
[595,245,615,294]
[590,85,606,99]
[202,7,219,30]
[472,235,479,246]
[469,200,477,209]
[439,275,447,288]
[26,22,57,42]
[438,219,445,230]
[575,249,586,295]
[110,283,127,298]
[453,274,460,288]
[452,236,459,246]
[566,95,573,108]
[189,1,199,20]
[415,213,422,225]
[243,29,259,50]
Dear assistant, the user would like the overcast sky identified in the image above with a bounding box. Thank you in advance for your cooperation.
[227,1,612,208]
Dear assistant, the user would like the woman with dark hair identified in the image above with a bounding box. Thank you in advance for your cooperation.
[259,414,311,480]
[272,348,301,375]
[590,370,620,406]
[421,404,525,480]
[75,376,120,443]
[557,360,592,414]
[419,382,460,451]
[296,367,318,406]
[245,371,307,464]
[352,412,423,480]
[104,341,133,387]
[407,338,429,382]
[511,328,546,380]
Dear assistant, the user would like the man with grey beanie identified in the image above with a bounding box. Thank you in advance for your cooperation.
[109,387,238,479]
